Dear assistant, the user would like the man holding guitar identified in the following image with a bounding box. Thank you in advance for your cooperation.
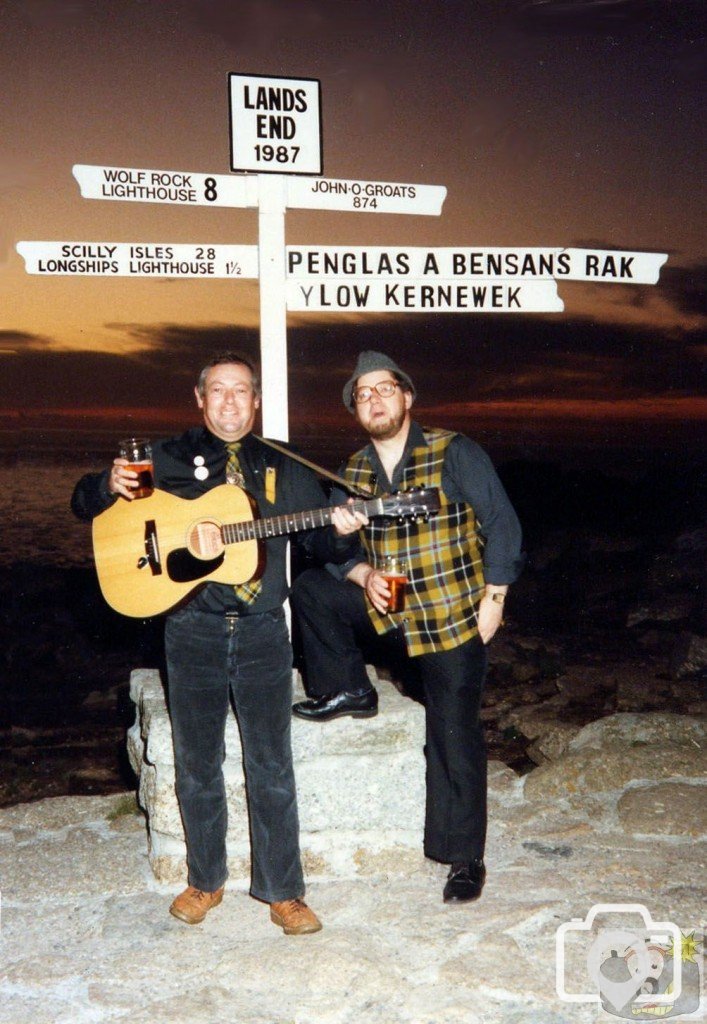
[291,351,524,906]
[72,352,364,934]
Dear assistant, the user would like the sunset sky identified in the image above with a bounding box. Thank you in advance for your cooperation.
[1,0,704,461]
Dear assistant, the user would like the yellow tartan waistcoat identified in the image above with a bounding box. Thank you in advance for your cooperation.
[343,429,486,656]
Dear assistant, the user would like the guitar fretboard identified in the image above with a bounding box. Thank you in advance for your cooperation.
[221,497,383,545]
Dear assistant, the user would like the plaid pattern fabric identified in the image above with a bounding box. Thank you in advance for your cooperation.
[343,429,486,656]
[225,442,262,605]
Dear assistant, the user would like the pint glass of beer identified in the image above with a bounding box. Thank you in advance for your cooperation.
[118,437,154,499]
[380,556,408,613]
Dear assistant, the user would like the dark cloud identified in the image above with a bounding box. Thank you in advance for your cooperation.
[0,348,153,409]
[107,322,263,383]
[0,326,261,410]
[7,313,697,408]
[0,330,51,351]
[2,314,702,466]
[659,263,707,319]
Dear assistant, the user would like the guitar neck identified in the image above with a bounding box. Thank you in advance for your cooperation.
[221,496,384,545]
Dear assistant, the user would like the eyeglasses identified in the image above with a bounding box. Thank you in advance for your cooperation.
[352,380,401,404]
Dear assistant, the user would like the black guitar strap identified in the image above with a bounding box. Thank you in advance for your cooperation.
[253,435,375,498]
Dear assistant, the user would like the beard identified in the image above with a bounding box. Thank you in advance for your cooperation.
[366,407,407,440]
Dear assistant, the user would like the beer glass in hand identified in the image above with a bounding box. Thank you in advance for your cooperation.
[380,556,408,613]
[118,438,154,499]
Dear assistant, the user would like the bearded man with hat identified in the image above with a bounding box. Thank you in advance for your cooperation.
[291,350,524,904]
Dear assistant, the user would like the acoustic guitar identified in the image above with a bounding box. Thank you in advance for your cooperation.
[92,483,440,617]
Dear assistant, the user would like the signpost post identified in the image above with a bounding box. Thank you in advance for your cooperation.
[257,174,289,434]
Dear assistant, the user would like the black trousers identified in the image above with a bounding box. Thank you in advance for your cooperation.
[165,606,304,901]
[291,568,488,863]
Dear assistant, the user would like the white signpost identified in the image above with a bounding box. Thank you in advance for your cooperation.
[17,73,668,441]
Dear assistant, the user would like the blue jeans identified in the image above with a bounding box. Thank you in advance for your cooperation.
[164,606,304,902]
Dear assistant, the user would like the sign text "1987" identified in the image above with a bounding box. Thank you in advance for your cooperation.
[253,145,300,166]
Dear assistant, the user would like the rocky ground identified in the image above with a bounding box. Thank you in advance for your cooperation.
[1,708,705,1024]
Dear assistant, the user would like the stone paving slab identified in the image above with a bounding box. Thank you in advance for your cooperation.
[2,787,704,1024]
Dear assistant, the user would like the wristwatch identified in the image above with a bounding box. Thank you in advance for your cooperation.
[490,592,506,605]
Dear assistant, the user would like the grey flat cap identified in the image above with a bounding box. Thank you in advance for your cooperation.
[342,350,416,410]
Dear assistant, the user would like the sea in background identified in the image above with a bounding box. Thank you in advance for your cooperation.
[1,426,705,569]
[1,456,99,569]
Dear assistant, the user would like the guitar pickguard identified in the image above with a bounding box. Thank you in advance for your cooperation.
[166,548,225,583]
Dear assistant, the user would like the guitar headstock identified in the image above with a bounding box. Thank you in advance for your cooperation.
[380,487,441,521]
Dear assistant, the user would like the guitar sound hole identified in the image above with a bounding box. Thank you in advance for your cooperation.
[167,548,225,583]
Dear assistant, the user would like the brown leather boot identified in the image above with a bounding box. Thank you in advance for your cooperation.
[169,885,224,924]
[270,898,322,935]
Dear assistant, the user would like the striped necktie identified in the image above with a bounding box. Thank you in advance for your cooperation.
[225,441,246,487]
[225,442,262,605]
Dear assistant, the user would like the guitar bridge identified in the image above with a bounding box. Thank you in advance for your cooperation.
[138,519,162,575]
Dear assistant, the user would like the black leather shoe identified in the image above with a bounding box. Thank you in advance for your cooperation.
[443,859,486,903]
[292,689,378,722]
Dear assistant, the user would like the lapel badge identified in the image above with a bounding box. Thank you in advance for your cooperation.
[193,455,209,481]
